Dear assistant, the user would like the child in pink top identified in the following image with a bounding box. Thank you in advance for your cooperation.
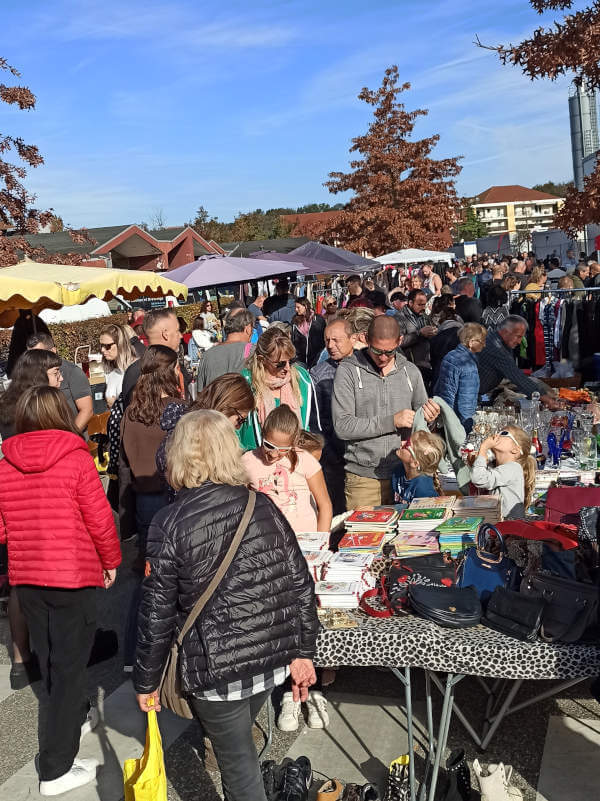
[242,406,332,533]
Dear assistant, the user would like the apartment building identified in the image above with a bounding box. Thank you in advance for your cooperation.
[471,185,564,236]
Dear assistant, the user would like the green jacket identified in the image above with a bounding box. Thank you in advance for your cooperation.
[238,363,320,451]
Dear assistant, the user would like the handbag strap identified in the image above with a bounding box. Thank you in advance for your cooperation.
[359,587,393,618]
[176,490,256,646]
[477,523,505,559]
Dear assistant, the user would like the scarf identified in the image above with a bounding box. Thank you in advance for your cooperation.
[257,372,301,424]
[295,311,313,338]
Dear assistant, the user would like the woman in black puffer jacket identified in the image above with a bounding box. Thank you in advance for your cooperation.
[134,409,319,801]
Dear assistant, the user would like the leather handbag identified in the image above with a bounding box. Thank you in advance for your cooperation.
[544,487,600,526]
[457,524,521,604]
[520,572,600,643]
[482,586,545,642]
[360,554,455,618]
[159,491,256,718]
[408,585,482,629]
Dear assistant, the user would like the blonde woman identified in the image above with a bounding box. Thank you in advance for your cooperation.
[134,410,318,801]
[524,266,547,299]
[392,430,446,503]
[99,324,138,407]
[238,327,319,450]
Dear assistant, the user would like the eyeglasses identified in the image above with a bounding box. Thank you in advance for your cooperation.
[368,345,397,357]
[262,438,293,453]
[499,430,523,455]
[233,410,249,429]
[264,358,290,370]
[99,342,115,350]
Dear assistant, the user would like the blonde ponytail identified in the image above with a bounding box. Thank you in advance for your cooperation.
[520,454,536,511]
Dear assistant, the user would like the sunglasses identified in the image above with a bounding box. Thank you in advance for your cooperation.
[99,342,115,350]
[499,430,523,455]
[262,438,293,453]
[264,358,290,371]
[368,345,397,357]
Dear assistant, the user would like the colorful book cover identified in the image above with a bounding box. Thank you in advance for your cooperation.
[392,531,439,548]
[315,581,358,595]
[409,497,455,510]
[399,508,447,522]
[338,531,386,550]
[346,509,398,524]
[436,517,483,533]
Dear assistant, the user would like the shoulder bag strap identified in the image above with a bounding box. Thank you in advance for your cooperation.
[176,490,256,646]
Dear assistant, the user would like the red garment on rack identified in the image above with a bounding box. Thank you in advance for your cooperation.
[533,301,545,367]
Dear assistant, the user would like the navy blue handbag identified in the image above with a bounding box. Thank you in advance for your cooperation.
[457,524,521,605]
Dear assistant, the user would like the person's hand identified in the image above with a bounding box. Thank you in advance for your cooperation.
[422,399,441,423]
[541,394,561,410]
[420,326,437,338]
[137,690,161,713]
[103,568,117,589]
[394,409,415,429]
[290,658,316,702]
[479,435,498,454]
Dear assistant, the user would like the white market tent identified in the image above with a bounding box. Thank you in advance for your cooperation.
[375,248,454,267]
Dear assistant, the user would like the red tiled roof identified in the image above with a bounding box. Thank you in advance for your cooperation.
[281,211,343,235]
[475,185,561,203]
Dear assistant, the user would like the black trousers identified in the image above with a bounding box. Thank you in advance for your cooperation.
[189,688,272,801]
[17,586,96,781]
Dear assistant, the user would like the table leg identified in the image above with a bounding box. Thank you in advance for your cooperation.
[479,680,522,751]
[391,667,416,801]
[427,673,463,801]
[418,671,436,801]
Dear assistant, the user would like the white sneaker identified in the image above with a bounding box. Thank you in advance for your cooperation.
[306,691,329,729]
[277,691,301,731]
[39,760,97,796]
[80,706,100,743]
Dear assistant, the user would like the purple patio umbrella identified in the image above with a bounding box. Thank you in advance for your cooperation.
[249,250,361,275]
[165,254,306,288]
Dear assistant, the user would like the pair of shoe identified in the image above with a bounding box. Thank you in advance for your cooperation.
[261,756,312,801]
[384,755,410,801]
[9,652,42,690]
[317,779,380,800]
[473,760,522,801]
[39,757,98,796]
[278,691,329,731]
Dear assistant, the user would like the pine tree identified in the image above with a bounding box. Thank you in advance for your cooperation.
[457,205,487,240]
[306,65,462,255]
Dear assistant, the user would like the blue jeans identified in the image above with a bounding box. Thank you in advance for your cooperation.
[124,491,167,666]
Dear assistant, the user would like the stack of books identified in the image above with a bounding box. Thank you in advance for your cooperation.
[391,530,440,558]
[303,549,333,581]
[452,495,501,525]
[345,509,399,542]
[322,552,376,588]
[409,496,456,512]
[314,580,363,609]
[296,531,330,553]
[397,507,450,532]
[337,530,387,555]
[435,516,483,556]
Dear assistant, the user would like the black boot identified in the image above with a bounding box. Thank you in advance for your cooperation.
[443,749,473,801]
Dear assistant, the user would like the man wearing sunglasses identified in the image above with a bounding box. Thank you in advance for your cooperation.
[332,315,440,509]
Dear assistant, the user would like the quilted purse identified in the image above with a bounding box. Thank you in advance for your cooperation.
[408,585,482,629]
[457,524,521,605]
[482,586,545,642]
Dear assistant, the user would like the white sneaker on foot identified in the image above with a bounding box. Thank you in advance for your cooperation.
[80,706,100,742]
[306,691,329,728]
[39,760,97,796]
[277,691,301,731]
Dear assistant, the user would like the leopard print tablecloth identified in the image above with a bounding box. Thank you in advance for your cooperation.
[315,612,600,680]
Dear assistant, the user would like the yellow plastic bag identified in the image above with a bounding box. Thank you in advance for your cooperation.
[123,703,167,801]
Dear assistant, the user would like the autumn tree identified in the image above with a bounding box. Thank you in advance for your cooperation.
[305,66,462,255]
[457,205,487,240]
[0,57,89,266]
[478,1,600,235]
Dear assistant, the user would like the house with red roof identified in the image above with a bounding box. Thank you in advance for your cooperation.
[470,185,564,237]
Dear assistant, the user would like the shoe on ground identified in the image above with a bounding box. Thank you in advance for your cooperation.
[39,759,97,796]
[261,759,285,801]
[306,691,329,729]
[277,691,301,731]
[317,777,344,800]
[80,705,100,743]
[10,653,42,690]
[279,756,312,801]
[473,760,522,801]
[385,755,410,801]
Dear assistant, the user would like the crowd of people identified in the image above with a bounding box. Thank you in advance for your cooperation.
[0,248,584,799]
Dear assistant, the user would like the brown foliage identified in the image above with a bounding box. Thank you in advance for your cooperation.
[0,57,91,266]
[306,66,462,256]
[479,2,600,234]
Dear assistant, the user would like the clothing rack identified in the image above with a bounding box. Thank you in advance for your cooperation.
[509,287,600,297]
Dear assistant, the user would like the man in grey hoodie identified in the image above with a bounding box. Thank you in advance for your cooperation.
[332,315,440,508]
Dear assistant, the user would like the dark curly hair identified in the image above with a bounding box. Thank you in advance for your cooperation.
[0,349,62,428]
[127,345,181,426]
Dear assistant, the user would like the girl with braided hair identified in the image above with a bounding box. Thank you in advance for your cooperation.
[392,430,446,504]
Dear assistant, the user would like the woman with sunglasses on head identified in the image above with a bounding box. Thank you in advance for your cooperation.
[470,425,536,519]
[242,405,332,533]
[392,430,446,505]
[238,327,320,451]
[99,324,138,408]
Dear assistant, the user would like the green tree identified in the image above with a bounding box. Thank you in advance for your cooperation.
[457,205,487,240]
[532,180,573,197]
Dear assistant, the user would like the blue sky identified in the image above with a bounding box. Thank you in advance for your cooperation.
[1,0,581,229]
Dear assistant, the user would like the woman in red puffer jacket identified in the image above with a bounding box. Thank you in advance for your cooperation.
[0,385,121,798]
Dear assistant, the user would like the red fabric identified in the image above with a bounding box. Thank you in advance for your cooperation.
[533,301,545,367]
[544,487,600,526]
[0,430,121,588]
[496,520,578,550]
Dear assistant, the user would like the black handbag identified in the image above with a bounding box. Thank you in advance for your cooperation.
[482,587,545,642]
[520,573,600,643]
[408,584,482,629]
[387,553,456,613]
